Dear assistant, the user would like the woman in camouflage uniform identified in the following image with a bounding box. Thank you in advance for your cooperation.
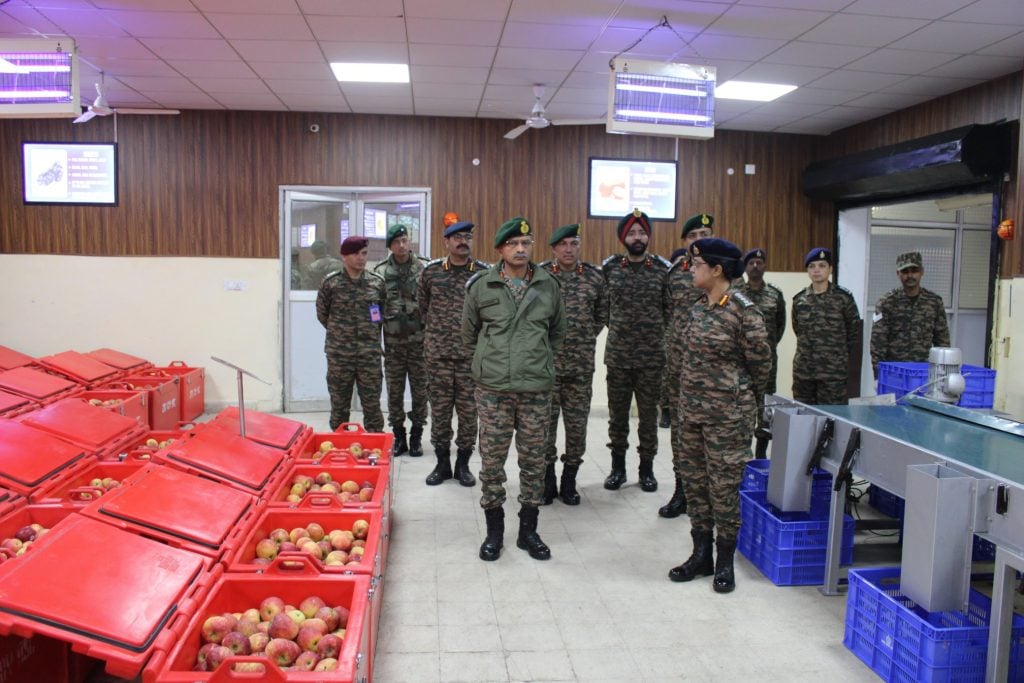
[668,238,771,593]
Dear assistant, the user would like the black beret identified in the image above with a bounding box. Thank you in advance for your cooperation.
[549,223,581,246]
[494,217,532,247]
[743,248,766,265]
[444,221,475,238]
[804,247,832,267]
[616,208,650,243]
[691,237,744,279]
[681,213,713,239]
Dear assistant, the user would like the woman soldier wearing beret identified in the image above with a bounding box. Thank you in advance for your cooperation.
[668,238,771,593]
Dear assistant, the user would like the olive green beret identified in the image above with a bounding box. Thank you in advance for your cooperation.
[495,217,532,247]
[681,213,714,239]
[386,224,408,247]
[548,223,581,246]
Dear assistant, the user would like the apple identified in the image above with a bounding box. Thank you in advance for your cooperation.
[145,438,160,448]
[324,550,348,566]
[330,531,354,551]
[289,483,305,497]
[285,493,302,504]
[256,621,270,635]
[195,642,217,671]
[14,526,36,543]
[299,596,326,619]
[317,634,342,660]
[222,631,252,656]
[334,606,350,628]
[89,477,103,488]
[286,609,306,626]
[316,539,332,556]
[289,528,309,544]
[268,613,299,640]
[349,442,363,457]
[314,606,339,631]
[235,618,259,638]
[248,632,270,653]
[296,625,323,652]
[241,608,261,624]
[255,538,278,561]
[314,657,339,672]
[269,528,290,545]
[233,662,265,673]
[294,650,319,671]
[305,522,325,541]
[294,474,315,490]
[358,487,374,502]
[1,539,23,554]
[206,645,233,670]
[351,520,369,540]
[318,440,334,453]
[340,480,360,494]
[320,482,339,495]
[279,541,299,553]
[259,596,285,622]
[201,615,234,644]
[302,618,328,635]
[338,491,353,503]
[265,638,300,667]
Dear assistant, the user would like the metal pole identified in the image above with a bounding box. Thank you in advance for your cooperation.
[236,369,246,438]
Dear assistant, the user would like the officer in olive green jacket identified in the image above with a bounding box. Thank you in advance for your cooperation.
[462,217,566,563]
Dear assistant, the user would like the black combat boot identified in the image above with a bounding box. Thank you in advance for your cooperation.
[516,505,551,560]
[638,460,658,492]
[713,536,738,593]
[408,425,424,457]
[392,426,408,457]
[658,477,687,518]
[604,452,627,490]
[754,427,771,460]
[453,447,476,487]
[659,406,671,429]
[425,447,452,486]
[479,507,504,561]
[669,528,715,582]
[542,463,558,505]
[559,463,580,506]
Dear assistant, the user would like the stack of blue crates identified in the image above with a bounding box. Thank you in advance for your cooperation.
[844,566,1024,682]
[876,361,997,409]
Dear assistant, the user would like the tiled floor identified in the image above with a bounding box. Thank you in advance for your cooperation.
[286,409,879,683]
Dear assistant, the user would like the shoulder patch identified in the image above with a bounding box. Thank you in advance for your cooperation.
[473,259,491,270]
[465,270,487,290]
[322,269,344,283]
[654,255,672,269]
[537,259,553,269]
[835,285,855,298]
[732,291,755,308]
[601,254,619,268]
[582,261,601,272]
[425,258,444,269]
[765,282,783,294]
[365,270,384,281]
[416,254,430,262]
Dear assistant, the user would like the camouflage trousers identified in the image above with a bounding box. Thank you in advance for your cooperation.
[659,372,672,413]
[476,387,551,509]
[425,357,477,451]
[607,365,660,461]
[792,377,848,406]
[326,356,385,433]
[383,341,429,429]
[677,414,755,538]
[767,348,779,396]
[543,373,594,467]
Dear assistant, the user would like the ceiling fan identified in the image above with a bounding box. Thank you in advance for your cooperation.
[503,84,603,140]
[74,81,180,124]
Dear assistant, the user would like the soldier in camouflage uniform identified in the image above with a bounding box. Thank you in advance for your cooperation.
[539,223,608,506]
[315,236,386,432]
[659,213,715,519]
[870,251,950,378]
[739,248,787,459]
[463,218,565,562]
[668,238,771,594]
[602,209,671,493]
[419,221,490,487]
[373,224,430,457]
[792,248,862,405]
[301,240,344,289]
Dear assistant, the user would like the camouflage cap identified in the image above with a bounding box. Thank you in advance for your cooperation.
[804,247,832,267]
[616,208,650,243]
[549,223,581,246]
[386,224,408,247]
[743,248,766,265]
[681,213,714,239]
[896,251,923,271]
[443,221,475,237]
[495,217,532,247]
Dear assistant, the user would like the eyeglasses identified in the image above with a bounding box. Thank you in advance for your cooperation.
[691,258,709,268]
[448,233,473,242]
[503,238,534,248]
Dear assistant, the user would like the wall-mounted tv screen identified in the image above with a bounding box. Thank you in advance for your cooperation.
[22,141,117,206]
[588,157,677,221]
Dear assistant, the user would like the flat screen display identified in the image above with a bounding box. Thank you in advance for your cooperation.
[22,141,118,205]
[588,157,677,221]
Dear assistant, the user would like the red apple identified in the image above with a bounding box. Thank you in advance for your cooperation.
[255,538,278,560]
[201,615,234,644]
[330,531,353,551]
[268,613,299,640]
[222,631,252,656]
[296,625,323,652]
[206,645,233,670]
[14,526,37,543]
[195,642,217,671]
[300,596,325,619]
[248,632,270,653]
[289,527,310,544]
[294,650,319,671]
[314,657,339,672]
[333,606,350,628]
[351,519,369,540]
[358,487,374,502]
[314,606,339,631]
[324,550,348,566]
[265,638,300,667]
[305,522,325,541]
[286,609,306,626]
[269,528,290,545]
[316,633,342,660]
[259,596,285,622]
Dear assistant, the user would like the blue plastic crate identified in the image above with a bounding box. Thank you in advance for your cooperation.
[972,535,996,562]
[869,484,906,519]
[741,460,833,517]
[844,566,1024,682]
[876,362,996,408]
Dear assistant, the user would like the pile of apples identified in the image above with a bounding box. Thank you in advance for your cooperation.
[127,437,175,461]
[251,519,370,567]
[88,398,123,407]
[310,439,383,463]
[0,524,49,564]
[194,594,348,672]
[283,470,375,505]
[76,476,121,499]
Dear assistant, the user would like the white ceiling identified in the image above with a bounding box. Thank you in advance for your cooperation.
[2,0,1023,135]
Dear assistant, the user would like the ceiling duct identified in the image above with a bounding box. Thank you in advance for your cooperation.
[802,123,1012,203]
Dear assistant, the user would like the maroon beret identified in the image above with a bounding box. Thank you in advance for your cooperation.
[340,236,368,255]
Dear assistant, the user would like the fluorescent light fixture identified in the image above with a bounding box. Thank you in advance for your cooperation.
[0,89,70,99]
[607,58,716,140]
[615,109,711,123]
[715,81,796,102]
[616,83,708,98]
[330,62,409,83]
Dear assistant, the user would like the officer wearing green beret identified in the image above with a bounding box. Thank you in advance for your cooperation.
[373,224,430,457]
[602,209,672,493]
[463,217,566,562]
[539,223,608,506]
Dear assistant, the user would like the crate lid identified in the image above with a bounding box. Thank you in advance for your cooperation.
[37,350,120,384]
[0,514,208,678]
[0,388,33,414]
[85,348,151,372]
[209,406,307,451]
[0,345,34,371]
[18,398,142,452]
[0,366,79,400]
[0,420,89,494]
[155,426,285,492]
[80,465,256,550]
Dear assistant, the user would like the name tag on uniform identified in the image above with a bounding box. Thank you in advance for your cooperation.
[369,304,382,322]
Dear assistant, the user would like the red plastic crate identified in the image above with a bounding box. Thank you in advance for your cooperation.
[300,425,393,466]
[17,397,148,461]
[145,561,371,683]
[115,427,197,462]
[268,464,391,512]
[30,459,148,506]
[141,363,205,422]
[0,388,37,420]
[0,420,91,498]
[85,348,153,374]
[0,345,34,371]
[0,501,78,564]
[152,427,287,496]
[208,407,313,458]
[77,388,149,426]
[114,375,181,431]
[0,365,83,405]
[36,350,121,388]
[78,464,259,563]
[0,515,213,681]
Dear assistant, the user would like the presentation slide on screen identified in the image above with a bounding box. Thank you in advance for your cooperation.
[589,158,677,220]
[23,142,117,204]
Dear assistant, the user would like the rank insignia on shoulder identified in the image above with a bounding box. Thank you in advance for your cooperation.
[732,291,754,307]
[718,293,730,306]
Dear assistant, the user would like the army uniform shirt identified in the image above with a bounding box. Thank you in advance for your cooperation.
[540,260,608,377]
[738,281,786,349]
[374,254,429,345]
[315,269,385,360]
[664,255,705,371]
[602,253,671,368]
[792,284,861,381]
[678,291,771,423]
[302,255,344,290]
[870,287,950,374]
[418,257,489,361]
